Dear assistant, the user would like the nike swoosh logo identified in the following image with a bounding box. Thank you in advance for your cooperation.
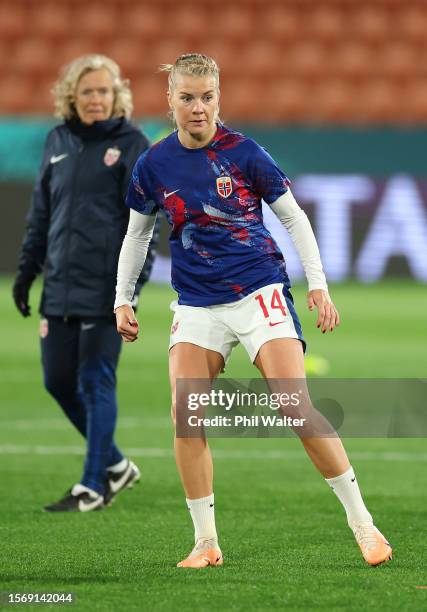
[50,153,68,164]
[164,189,180,199]
[81,323,96,331]
[78,497,102,512]
[269,321,286,327]
[351,477,356,482]
[109,462,132,493]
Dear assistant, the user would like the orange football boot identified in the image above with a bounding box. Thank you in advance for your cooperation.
[350,521,392,566]
[177,538,223,569]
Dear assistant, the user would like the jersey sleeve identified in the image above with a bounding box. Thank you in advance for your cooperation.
[126,150,159,215]
[247,140,290,204]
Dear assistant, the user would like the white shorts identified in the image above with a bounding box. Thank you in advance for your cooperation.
[169,283,305,364]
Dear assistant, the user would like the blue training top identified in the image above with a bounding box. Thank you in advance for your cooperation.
[126,124,291,306]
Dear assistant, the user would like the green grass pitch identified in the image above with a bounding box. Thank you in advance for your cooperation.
[0,277,426,611]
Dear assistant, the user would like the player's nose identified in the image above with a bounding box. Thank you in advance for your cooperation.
[192,98,204,113]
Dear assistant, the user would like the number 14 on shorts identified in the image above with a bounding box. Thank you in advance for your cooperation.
[255,288,287,325]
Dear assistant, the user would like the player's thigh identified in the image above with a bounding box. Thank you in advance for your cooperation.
[254,337,306,379]
[169,342,224,423]
[255,338,310,419]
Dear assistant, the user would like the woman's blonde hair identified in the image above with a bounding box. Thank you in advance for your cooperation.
[52,54,133,120]
[159,53,220,93]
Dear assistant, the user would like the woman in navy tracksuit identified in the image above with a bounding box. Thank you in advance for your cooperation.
[13,54,159,512]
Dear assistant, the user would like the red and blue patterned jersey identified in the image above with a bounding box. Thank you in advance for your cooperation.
[126,125,291,306]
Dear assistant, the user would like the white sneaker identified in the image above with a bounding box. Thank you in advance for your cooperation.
[44,484,103,512]
[104,459,141,506]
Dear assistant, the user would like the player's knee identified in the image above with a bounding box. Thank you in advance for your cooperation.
[172,390,195,431]
[278,396,313,422]
[279,404,303,420]
[279,398,334,436]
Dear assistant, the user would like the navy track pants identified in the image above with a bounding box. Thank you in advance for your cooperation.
[40,317,124,495]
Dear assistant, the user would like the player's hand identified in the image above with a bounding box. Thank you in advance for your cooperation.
[115,304,139,342]
[12,276,32,317]
[307,289,340,333]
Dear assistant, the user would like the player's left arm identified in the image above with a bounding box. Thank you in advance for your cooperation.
[270,190,340,333]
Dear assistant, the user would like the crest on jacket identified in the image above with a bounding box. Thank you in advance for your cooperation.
[216,176,232,198]
[104,147,121,166]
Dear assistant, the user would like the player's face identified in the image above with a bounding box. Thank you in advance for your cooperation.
[74,68,115,125]
[169,74,219,148]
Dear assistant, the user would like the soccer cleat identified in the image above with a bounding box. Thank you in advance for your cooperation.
[349,520,392,566]
[44,484,104,513]
[103,459,141,506]
[177,538,223,569]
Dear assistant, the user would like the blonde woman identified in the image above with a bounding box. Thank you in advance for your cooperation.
[13,54,158,512]
[115,54,391,567]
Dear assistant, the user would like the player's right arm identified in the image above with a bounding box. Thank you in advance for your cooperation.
[115,153,159,342]
[115,209,157,342]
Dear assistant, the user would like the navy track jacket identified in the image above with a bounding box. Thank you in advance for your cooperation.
[16,117,159,318]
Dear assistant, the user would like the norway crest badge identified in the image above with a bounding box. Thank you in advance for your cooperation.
[216,176,232,198]
[104,147,121,166]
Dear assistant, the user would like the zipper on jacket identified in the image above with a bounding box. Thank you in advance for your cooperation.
[63,143,84,318]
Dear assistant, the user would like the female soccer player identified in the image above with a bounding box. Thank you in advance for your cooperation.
[115,54,391,567]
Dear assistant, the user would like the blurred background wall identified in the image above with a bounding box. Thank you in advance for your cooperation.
[1,0,427,282]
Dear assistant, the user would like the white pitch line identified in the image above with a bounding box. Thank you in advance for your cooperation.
[0,416,170,431]
[0,444,426,462]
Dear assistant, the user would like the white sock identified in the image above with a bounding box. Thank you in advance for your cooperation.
[186,494,218,542]
[325,466,372,526]
[108,458,128,473]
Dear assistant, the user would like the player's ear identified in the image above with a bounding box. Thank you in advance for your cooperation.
[167,90,173,111]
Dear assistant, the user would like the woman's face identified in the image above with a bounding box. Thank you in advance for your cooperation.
[74,68,115,124]
[168,74,219,148]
